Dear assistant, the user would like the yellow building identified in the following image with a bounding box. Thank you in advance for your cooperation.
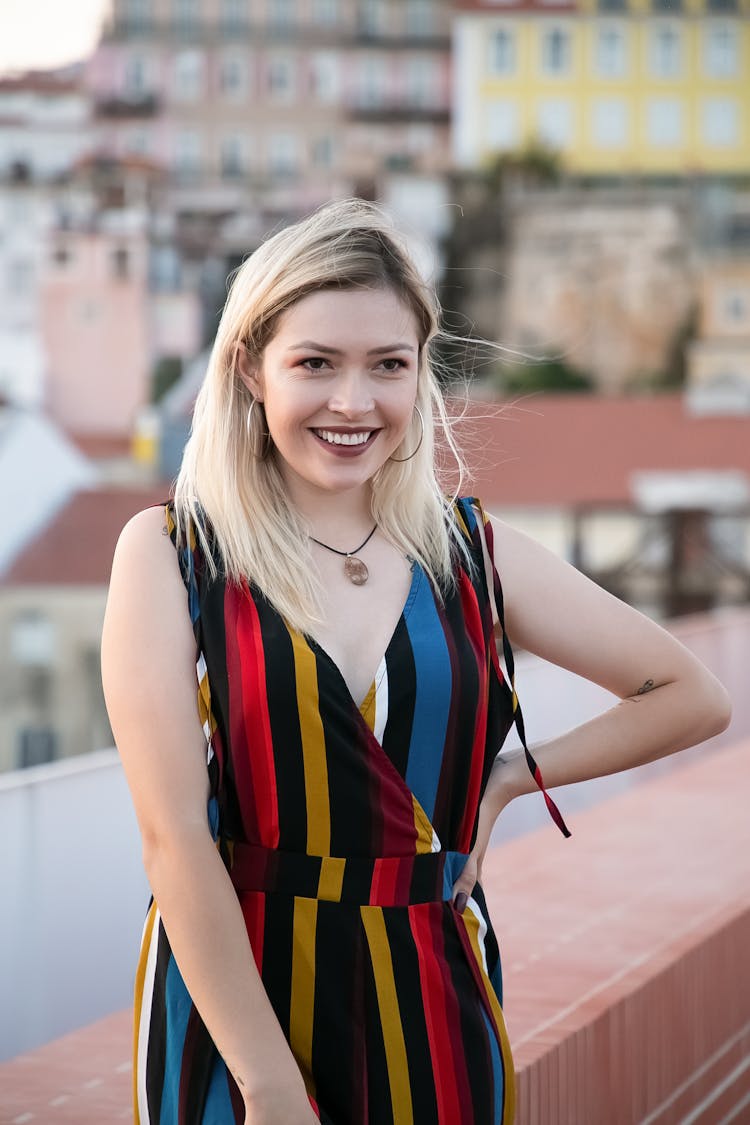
[453,0,750,175]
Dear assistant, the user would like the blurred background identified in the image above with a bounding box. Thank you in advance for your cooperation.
[1,0,749,1094]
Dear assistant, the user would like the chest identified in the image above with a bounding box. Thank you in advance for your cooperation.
[307,544,416,709]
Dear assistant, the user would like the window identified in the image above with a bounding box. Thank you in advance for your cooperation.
[267,54,295,100]
[701,98,739,146]
[310,53,340,102]
[704,24,738,78]
[269,0,296,30]
[126,127,151,155]
[489,29,516,76]
[173,51,204,100]
[220,0,246,31]
[406,57,437,107]
[537,99,573,147]
[591,98,628,146]
[268,132,299,175]
[405,0,434,37]
[646,98,682,146]
[311,134,335,168]
[220,134,246,178]
[541,27,571,75]
[112,247,130,280]
[312,0,338,25]
[360,0,386,37]
[485,100,520,149]
[124,53,148,95]
[124,0,151,28]
[174,130,202,174]
[219,53,248,99]
[358,55,387,106]
[650,24,682,78]
[595,25,627,77]
[174,0,200,32]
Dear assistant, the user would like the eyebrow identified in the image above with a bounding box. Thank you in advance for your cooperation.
[287,340,417,355]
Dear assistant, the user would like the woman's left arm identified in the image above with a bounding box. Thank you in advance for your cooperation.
[453,516,732,908]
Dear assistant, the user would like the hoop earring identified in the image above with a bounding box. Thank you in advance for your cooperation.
[246,397,272,461]
[389,406,424,463]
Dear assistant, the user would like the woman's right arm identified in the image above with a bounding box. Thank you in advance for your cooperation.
[101,507,317,1124]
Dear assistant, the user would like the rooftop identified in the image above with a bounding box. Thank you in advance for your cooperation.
[459,393,750,507]
[2,735,747,1121]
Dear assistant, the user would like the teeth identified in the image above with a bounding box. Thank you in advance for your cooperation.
[315,430,372,446]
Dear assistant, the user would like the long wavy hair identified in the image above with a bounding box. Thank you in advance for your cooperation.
[173,198,469,632]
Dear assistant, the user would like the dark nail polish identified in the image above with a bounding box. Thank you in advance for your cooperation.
[454,891,468,914]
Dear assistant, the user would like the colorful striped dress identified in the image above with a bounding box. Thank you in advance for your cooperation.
[133,497,568,1125]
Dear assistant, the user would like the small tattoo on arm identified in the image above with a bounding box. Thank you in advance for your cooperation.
[162,524,169,536]
[635,679,655,696]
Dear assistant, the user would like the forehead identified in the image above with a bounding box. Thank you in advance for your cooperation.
[271,287,420,345]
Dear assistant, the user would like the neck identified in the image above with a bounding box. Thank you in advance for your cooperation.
[282,474,374,541]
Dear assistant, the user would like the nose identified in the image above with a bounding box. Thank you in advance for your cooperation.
[327,370,374,418]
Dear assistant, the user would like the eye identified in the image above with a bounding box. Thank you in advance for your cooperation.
[378,358,408,374]
[299,356,330,372]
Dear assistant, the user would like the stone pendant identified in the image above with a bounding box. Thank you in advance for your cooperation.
[344,555,369,585]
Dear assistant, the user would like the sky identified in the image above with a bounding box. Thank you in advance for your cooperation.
[0,0,110,76]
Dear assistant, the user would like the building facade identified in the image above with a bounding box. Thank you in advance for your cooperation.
[85,0,453,218]
[454,0,750,176]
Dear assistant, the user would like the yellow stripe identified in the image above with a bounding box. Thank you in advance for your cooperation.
[289,896,318,1097]
[317,855,346,902]
[290,631,331,856]
[359,680,376,726]
[132,902,158,1124]
[361,908,414,1125]
[461,906,516,1124]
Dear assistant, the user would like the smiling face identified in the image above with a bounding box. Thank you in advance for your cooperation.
[241,287,421,504]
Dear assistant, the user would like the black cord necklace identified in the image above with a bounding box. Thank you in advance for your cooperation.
[309,525,378,586]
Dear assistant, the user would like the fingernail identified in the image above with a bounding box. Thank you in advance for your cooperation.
[454,891,468,914]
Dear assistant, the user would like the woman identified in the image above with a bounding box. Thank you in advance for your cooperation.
[102,199,730,1125]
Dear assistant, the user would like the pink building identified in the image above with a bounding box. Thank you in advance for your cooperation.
[40,223,151,437]
[84,0,454,216]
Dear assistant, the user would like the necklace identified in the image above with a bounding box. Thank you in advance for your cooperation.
[309,524,378,586]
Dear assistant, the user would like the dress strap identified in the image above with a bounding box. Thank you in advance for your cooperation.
[458,498,572,840]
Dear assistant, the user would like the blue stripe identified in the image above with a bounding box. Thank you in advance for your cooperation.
[404,574,452,821]
[480,1003,505,1123]
[159,956,192,1122]
[441,851,469,900]
[203,1056,235,1123]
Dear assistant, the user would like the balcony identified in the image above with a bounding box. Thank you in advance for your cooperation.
[94,93,160,119]
[348,100,450,124]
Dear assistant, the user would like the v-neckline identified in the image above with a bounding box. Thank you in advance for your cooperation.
[304,561,422,716]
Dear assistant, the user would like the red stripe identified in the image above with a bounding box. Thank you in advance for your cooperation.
[409,905,463,1125]
[235,583,280,847]
[457,573,490,852]
[240,891,265,974]
[224,587,259,841]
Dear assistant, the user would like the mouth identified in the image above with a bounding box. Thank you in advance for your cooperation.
[312,428,378,449]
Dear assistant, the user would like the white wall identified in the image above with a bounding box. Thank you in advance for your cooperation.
[0,750,148,1062]
[1,610,746,1062]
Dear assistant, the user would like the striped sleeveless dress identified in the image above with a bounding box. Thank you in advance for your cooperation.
[133,497,568,1125]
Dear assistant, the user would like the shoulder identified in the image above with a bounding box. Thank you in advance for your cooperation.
[109,503,183,594]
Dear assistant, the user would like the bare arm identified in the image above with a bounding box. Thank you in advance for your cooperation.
[452,516,731,906]
[101,507,316,1123]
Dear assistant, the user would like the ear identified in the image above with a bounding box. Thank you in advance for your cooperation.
[237,343,264,402]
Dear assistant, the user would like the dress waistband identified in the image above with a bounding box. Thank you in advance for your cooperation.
[225,841,468,907]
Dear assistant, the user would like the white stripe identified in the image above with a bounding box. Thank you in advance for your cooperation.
[722,1089,750,1124]
[641,1019,750,1124]
[196,652,208,685]
[679,1055,750,1125]
[136,908,161,1125]
[372,658,388,746]
[466,895,489,974]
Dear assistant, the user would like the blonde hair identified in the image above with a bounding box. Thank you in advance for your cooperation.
[173,198,469,633]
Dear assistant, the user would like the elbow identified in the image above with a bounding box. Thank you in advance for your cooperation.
[140,820,213,885]
[696,675,732,742]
